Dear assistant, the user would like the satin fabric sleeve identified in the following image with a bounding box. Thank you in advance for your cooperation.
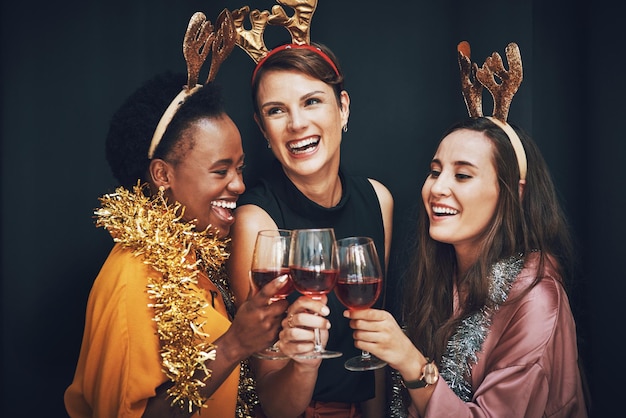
[415,363,550,418]
[414,261,586,418]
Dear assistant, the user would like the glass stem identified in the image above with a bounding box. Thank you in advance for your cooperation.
[311,295,324,353]
[314,328,323,352]
[361,350,372,359]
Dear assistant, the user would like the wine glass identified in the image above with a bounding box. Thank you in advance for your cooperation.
[289,228,342,359]
[250,229,294,360]
[336,236,387,371]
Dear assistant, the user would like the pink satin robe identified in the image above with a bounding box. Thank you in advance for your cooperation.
[413,253,587,417]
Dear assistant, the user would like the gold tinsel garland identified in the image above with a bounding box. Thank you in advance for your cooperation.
[94,183,230,412]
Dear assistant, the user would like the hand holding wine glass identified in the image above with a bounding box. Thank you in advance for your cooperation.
[336,236,387,371]
[289,228,341,359]
[250,229,294,359]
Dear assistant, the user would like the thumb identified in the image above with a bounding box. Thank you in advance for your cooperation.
[258,274,289,299]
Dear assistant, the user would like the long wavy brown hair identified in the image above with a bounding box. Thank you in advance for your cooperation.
[401,117,575,362]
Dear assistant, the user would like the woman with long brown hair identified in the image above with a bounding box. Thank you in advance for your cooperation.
[345,43,587,417]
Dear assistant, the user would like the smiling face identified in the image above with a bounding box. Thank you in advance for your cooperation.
[153,115,245,237]
[254,69,349,179]
[422,129,500,257]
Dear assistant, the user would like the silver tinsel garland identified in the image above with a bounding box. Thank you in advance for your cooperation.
[439,255,523,401]
[389,255,524,415]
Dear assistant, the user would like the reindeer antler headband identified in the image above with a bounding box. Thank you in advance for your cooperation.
[457,41,527,180]
[147,9,236,159]
[231,0,339,82]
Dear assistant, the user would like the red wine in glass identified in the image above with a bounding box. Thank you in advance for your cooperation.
[251,268,294,302]
[336,236,387,371]
[251,229,292,360]
[289,228,342,359]
[290,267,338,297]
[334,276,382,310]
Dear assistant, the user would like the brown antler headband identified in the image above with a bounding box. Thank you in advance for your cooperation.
[148,9,236,159]
[457,41,527,180]
[232,0,339,82]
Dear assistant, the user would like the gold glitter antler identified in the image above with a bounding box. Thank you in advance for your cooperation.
[183,9,236,88]
[232,6,271,63]
[207,10,236,83]
[233,0,318,63]
[184,13,214,88]
[475,42,523,122]
[457,41,484,117]
[148,10,235,159]
[268,0,318,45]
[457,41,528,180]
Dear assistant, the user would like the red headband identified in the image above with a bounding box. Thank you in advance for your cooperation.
[251,43,340,83]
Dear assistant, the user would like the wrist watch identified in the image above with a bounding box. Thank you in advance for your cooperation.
[402,360,439,389]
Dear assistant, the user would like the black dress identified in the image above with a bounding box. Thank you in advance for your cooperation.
[239,160,386,403]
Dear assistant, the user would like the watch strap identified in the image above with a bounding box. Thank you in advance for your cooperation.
[402,360,439,389]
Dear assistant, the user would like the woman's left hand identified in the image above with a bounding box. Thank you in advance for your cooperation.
[277,294,330,366]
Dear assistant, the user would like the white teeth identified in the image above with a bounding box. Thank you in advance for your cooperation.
[211,200,236,209]
[432,206,458,215]
[289,137,319,151]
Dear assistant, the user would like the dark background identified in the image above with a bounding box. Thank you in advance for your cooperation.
[2,1,623,417]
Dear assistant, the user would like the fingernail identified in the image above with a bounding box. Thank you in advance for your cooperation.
[277,274,288,283]
[321,306,330,316]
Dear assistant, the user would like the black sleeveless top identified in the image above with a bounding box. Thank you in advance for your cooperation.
[239,160,386,403]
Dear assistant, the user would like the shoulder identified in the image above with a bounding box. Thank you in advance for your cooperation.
[91,244,160,308]
[228,203,278,305]
[230,205,277,252]
[368,178,393,206]
[365,178,394,227]
[511,252,565,308]
[231,204,277,236]
[95,244,153,288]
[497,254,569,350]
[343,174,393,204]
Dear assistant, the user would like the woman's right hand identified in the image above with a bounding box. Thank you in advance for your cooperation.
[344,308,427,373]
[277,294,330,364]
[229,275,290,358]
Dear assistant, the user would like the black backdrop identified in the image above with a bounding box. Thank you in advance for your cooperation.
[2,1,623,417]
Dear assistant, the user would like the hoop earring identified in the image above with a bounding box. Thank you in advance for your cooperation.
[342,124,348,133]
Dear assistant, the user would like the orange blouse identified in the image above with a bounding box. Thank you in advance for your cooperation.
[65,243,238,417]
